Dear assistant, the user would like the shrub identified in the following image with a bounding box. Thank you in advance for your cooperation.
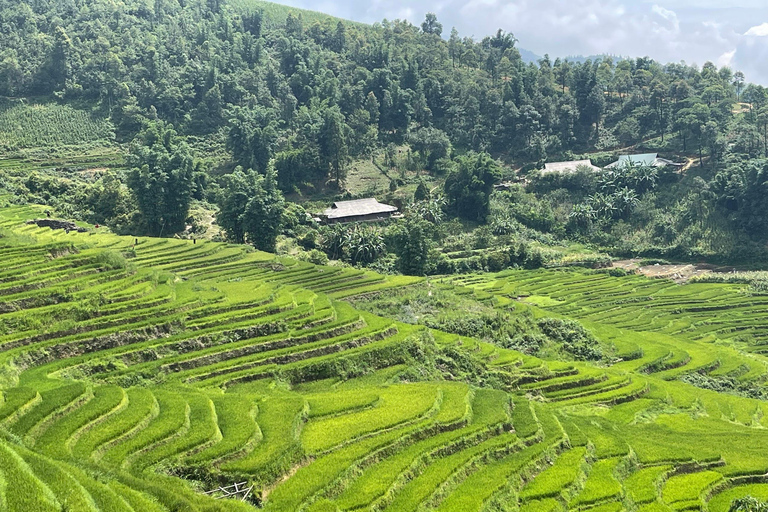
[731,496,768,512]
[537,318,603,361]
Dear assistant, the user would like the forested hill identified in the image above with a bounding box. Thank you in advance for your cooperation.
[2,0,768,266]
[0,0,745,157]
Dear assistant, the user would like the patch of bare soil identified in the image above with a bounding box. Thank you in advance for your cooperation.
[612,259,722,284]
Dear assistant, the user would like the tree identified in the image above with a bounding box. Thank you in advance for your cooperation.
[126,122,195,236]
[217,169,251,244]
[285,12,303,37]
[702,121,726,166]
[444,152,502,221]
[651,80,669,142]
[421,13,442,37]
[448,28,461,68]
[554,59,572,94]
[733,71,745,102]
[677,102,710,162]
[585,86,606,139]
[227,108,279,173]
[410,127,452,171]
[615,117,640,146]
[389,218,430,276]
[241,164,285,252]
[47,26,73,93]
[414,180,430,201]
[274,147,323,192]
[330,21,346,52]
[218,165,285,251]
[319,107,350,187]
[0,52,23,96]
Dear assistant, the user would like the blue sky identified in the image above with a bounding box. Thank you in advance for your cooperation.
[267,0,768,85]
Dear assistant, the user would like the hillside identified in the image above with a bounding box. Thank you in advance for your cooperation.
[3,206,768,510]
[231,0,363,27]
[3,3,768,509]
[0,0,767,268]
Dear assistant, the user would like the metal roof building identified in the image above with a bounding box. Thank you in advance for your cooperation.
[542,159,602,174]
[322,198,399,224]
[606,153,683,169]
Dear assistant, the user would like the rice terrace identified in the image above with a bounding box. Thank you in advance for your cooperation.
[4,0,768,510]
[2,203,768,512]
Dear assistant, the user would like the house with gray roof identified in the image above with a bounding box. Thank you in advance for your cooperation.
[606,153,683,170]
[542,159,602,174]
[322,198,399,224]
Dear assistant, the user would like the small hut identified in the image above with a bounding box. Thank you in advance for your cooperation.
[322,198,398,224]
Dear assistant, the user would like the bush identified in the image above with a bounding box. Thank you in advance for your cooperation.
[537,318,602,361]
[730,497,768,512]
[298,249,329,266]
[94,250,127,270]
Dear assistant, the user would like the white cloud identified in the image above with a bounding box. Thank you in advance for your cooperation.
[717,49,736,67]
[652,4,677,23]
[731,30,768,85]
[745,22,768,36]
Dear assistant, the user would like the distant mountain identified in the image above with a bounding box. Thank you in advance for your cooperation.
[518,47,542,64]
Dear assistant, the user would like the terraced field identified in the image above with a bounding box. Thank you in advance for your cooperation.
[3,204,768,511]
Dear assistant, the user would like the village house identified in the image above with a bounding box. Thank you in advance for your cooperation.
[606,153,684,170]
[541,159,602,174]
[322,198,399,224]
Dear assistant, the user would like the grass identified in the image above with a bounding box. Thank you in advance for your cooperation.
[184,394,259,464]
[519,447,587,501]
[625,465,672,505]
[708,484,768,512]
[5,205,768,511]
[15,444,100,512]
[383,432,519,512]
[0,441,59,512]
[435,442,551,512]
[511,398,539,438]
[301,383,439,453]
[569,457,623,507]
[662,470,723,509]
[221,393,305,480]
[72,388,156,461]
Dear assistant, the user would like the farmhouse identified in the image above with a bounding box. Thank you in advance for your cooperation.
[541,159,602,174]
[606,153,683,170]
[322,198,399,224]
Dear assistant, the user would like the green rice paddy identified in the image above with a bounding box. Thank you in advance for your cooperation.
[2,204,768,511]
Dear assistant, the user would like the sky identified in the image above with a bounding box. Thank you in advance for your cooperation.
[267,0,768,86]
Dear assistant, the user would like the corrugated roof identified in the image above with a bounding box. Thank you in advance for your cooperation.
[542,159,601,174]
[323,198,398,220]
[606,153,658,168]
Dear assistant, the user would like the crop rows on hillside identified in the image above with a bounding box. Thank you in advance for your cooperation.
[2,205,768,511]
[0,103,114,151]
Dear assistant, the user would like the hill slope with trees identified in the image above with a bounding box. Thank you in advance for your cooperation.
[0,0,767,268]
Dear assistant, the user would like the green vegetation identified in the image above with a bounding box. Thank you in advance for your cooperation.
[0,102,114,151]
[1,0,767,273]
[2,0,768,509]
[2,204,768,510]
